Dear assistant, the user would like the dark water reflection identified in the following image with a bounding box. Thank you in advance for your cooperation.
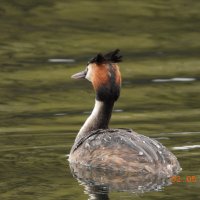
[1,1,200,200]
[69,163,172,200]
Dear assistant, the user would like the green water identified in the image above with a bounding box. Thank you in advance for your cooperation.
[0,1,200,199]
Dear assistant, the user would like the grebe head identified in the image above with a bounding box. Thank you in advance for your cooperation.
[72,49,122,102]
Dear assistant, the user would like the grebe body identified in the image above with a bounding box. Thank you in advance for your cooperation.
[69,50,181,177]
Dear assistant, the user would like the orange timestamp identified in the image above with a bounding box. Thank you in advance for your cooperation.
[170,175,197,183]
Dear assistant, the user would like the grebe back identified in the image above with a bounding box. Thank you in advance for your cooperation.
[69,49,181,177]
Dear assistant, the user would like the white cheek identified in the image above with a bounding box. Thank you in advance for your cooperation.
[85,64,93,82]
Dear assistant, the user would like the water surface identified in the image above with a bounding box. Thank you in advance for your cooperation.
[0,1,200,199]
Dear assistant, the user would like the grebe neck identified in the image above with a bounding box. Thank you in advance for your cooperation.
[75,100,114,142]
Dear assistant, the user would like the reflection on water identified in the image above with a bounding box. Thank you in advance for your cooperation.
[1,0,200,200]
[48,58,75,63]
[152,77,196,83]
[70,162,172,200]
[173,145,200,150]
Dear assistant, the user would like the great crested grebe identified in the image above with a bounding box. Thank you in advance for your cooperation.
[69,49,181,177]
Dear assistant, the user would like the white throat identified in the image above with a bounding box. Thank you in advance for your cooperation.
[75,100,114,142]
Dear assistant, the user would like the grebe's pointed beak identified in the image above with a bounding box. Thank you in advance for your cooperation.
[71,70,87,79]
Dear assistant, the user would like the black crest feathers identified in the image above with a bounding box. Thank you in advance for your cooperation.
[88,49,122,64]
[104,49,122,63]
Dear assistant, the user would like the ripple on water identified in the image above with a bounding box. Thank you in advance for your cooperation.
[54,113,67,116]
[161,131,200,135]
[172,145,200,150]
[152,77,196,83]
[48,58,75,63]
[113,109,124,113]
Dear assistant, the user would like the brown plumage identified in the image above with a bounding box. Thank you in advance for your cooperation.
[70,129,180,176]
